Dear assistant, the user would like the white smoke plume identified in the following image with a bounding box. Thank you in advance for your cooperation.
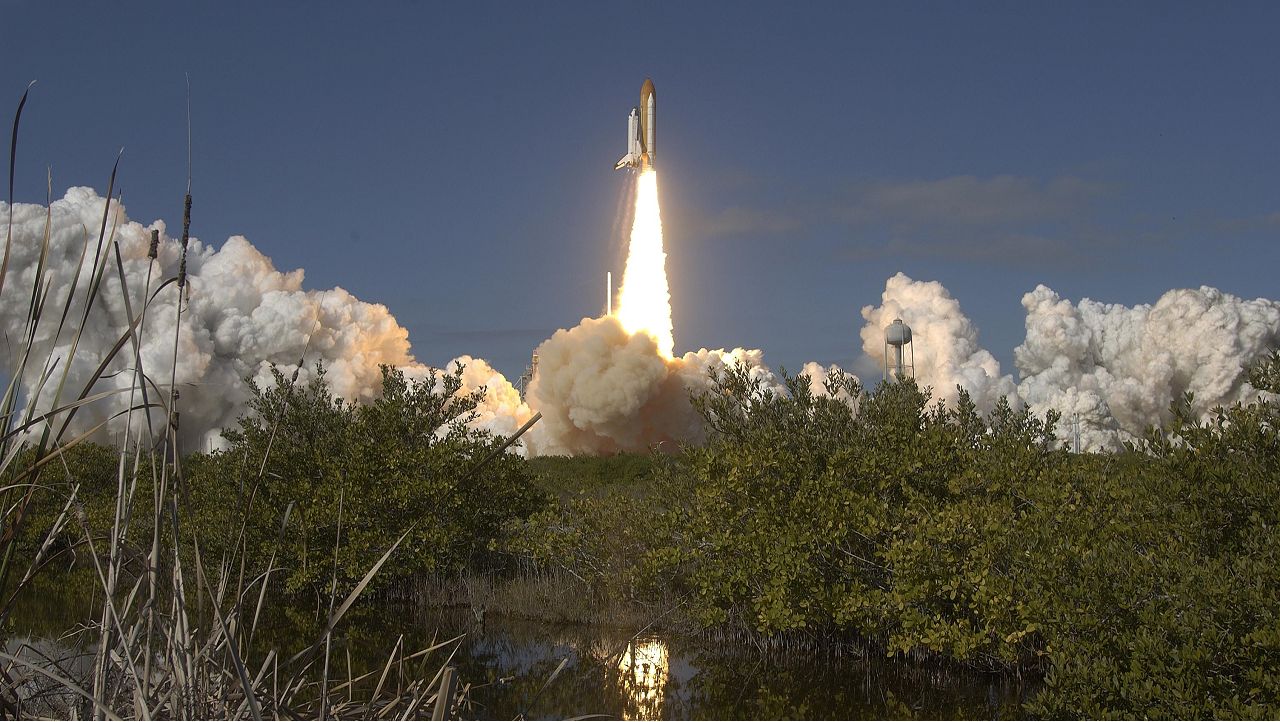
[523,315,855,456]
[0,189,526,451]
[856,272,1279,451]
[1016,284,1280,451]
[415,355,535,441]
[678,346,786,400]
[800,361,860,407]
[24,190,1274,461]
[860,272,1018,414]
[524,316,691,456]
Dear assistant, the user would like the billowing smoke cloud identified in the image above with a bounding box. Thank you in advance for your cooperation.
[860,272,1018,414]
[0,189,525,451]
[524,317,691,456]
[857,271,1279,451]
[678,346,786,399]
[1016,285,1280,450]
[800,361,860,407]
[523,316,831,456]
[543,271,1279,455]
[1,189,856,459]
[432,355,535,439]
[20,190,1271,460]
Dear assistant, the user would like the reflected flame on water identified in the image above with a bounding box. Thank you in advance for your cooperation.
[616,637,668,720]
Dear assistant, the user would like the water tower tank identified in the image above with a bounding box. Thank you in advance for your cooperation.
[883,319,914,380]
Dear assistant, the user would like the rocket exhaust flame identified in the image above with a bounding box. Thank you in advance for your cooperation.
[615,170,674,358]
[610,79,673,355]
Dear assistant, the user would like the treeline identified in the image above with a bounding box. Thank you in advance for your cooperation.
[15,354,1280,717]
[15,364,545,605]
[519,356,1280,718]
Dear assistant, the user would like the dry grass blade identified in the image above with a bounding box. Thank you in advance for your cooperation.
[430,667,456,721]
[52,277,180,444]
[76,503,151,719]
[5,405,160,493]
[398,643,461,721]
[320,487,345,719]
[193,541,262,719]
[4,387,152,442]
[520,656,570,719]
[246,502,293,653]
[324,667,382,699]
[0,481,79,626]
[3,80,36,299]
[457,411,541,487]
[402,635,466,663]
[230,648,276,719]
[0,650,121,721]
[367,634,403,714]
[285,523,418,670]
[19,168,53,341]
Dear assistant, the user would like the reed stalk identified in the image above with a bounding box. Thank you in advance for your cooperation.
[0,85,474,720]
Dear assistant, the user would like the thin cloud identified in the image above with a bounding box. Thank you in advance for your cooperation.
[840,233,1082,268]
[1215,211,1280,234]
[686,174,1109,240]
[687,205,806,239]
[839,175,1108,228]
[682,173,1131,267]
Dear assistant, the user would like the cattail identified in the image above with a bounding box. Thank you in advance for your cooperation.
[181,193,192,245]
[178,193,192,288]
[148,228,159,260]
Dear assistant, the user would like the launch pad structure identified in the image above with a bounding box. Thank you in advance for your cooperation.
[517,352,538,400]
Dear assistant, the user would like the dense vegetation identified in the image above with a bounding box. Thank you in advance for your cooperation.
[195,363,544,596]
[15,363,545,600]
[14,353,1280,717]
[519,356,1280,718]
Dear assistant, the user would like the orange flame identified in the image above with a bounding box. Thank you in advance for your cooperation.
[615,170,674,358]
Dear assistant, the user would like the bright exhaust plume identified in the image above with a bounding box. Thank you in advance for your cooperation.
[615,170,674,358]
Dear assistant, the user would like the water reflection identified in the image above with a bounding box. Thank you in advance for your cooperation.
[616,638,668,719]
[11,579,1032,720]
[449,614,1029,719]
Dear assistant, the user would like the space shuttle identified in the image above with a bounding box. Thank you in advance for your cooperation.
[614,78,656,171]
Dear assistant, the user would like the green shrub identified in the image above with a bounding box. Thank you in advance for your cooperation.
[187,362,547,598]
[635,358,1280,717]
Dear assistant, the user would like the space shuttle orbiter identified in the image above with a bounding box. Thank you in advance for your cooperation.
[614,78,656,172]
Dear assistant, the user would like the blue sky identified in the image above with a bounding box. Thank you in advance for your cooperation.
[4,1,1278,381]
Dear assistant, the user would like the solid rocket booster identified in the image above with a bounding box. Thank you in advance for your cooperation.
[614,78,656,171]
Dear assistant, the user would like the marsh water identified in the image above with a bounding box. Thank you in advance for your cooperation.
[13,578,1030,719]
[402,611,1029,719]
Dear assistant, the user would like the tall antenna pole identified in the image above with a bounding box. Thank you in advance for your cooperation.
[607,271,612,316]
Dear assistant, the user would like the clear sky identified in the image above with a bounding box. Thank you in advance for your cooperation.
[4,0,1278,381]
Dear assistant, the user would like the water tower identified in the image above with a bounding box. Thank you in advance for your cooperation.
[883,318,914,381]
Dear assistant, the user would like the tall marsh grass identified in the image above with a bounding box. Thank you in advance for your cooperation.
[0,84,471,720]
